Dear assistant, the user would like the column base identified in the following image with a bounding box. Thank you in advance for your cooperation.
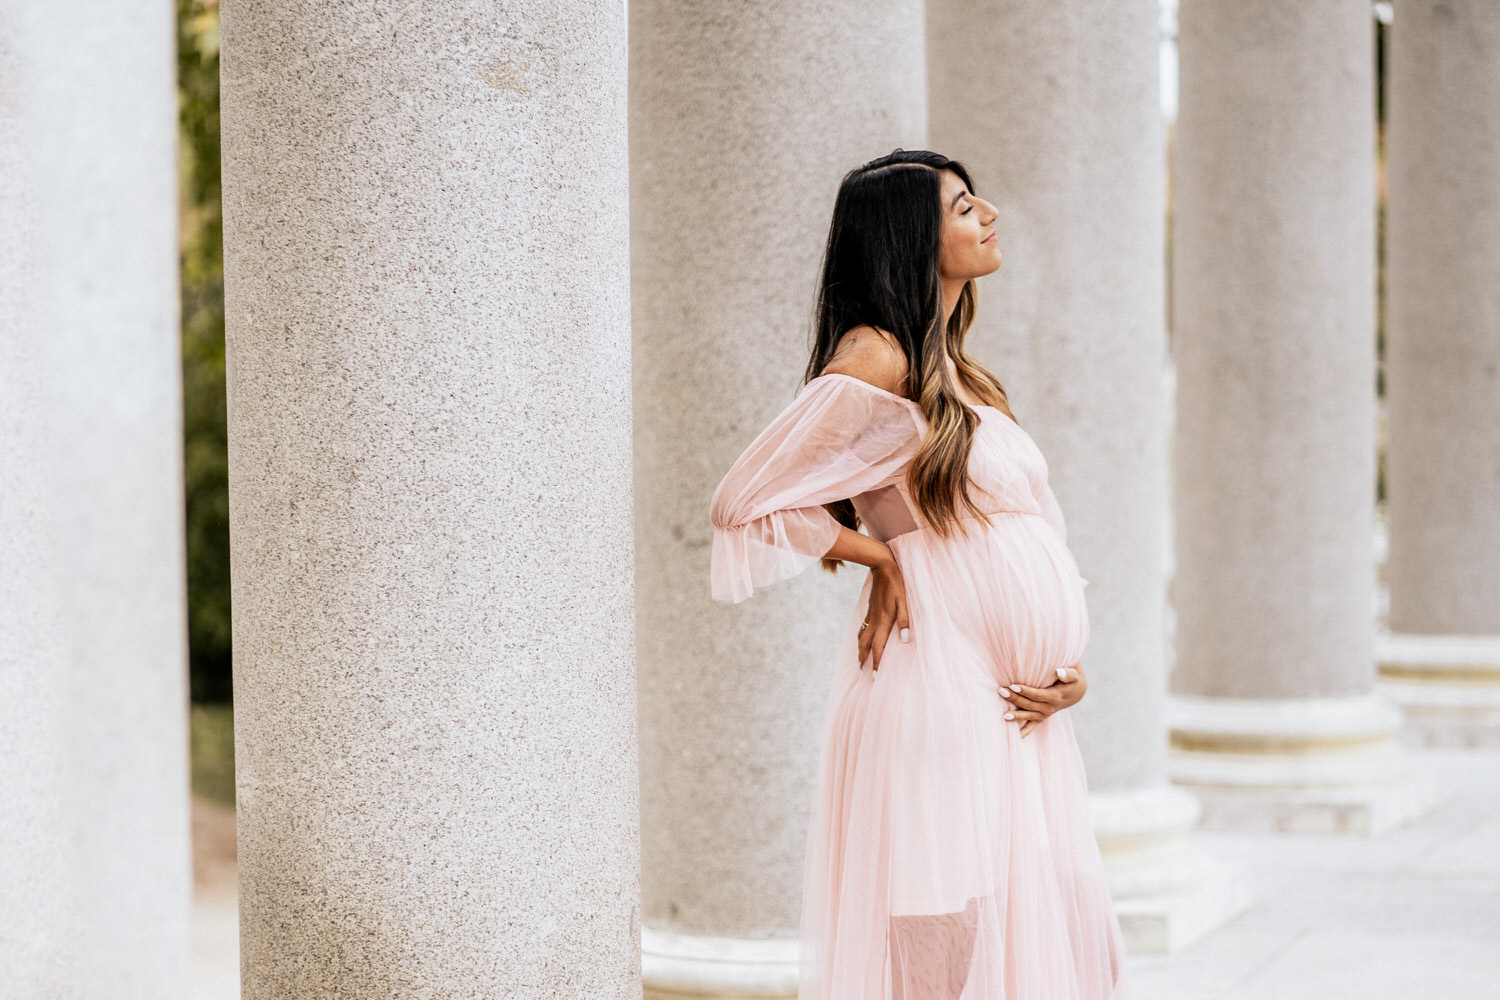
[1377,632,1500,746]
[641,928,797,999]
[1090,783,1253,954]
[1167,693,1444,834]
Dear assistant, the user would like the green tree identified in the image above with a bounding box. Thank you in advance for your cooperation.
[177,0,231,703]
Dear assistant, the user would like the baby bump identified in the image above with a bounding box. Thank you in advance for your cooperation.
[895,512,1090,688]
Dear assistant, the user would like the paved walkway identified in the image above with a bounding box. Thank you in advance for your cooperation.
[190,796,240,1000]
[1129,745,1500,999]
[192,746,1500,999]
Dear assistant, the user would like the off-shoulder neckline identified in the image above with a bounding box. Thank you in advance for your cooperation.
[809,372,1007,419]
[810,371,923,408]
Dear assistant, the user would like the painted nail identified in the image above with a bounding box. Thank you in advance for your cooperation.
[1009,684,1022,692]
[1004,713,1014,720]
[1057,667,1068,679]
[998,689,1012,699]
[900,627,911,643]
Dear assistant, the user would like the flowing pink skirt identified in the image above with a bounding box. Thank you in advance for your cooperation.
[797,509,1131,999]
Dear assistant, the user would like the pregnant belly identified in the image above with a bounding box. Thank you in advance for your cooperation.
[889,511,1090,688]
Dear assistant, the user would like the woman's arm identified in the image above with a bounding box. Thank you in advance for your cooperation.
[822,522,896,571]
[817,328,915,671]
[707,338,921,604]
[823,525,911,672]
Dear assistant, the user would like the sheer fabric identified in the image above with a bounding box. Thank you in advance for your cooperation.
[709,374,925,604]
[709,373,1129,999]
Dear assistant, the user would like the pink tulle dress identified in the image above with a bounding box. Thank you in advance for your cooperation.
[709,372,1131,999]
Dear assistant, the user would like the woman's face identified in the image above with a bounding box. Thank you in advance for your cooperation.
[937,169,1001,280]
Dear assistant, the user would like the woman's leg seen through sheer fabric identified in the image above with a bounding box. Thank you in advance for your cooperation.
[888,896,980,1000]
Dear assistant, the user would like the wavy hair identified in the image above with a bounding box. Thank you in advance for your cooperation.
[801,149,1017,572]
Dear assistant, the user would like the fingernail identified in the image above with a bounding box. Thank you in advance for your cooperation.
[1057,667,1067,678]
[1009,684,1021,692]
[900,627,911,643]
[1004,712,1014,720]
[998,689,1011,699]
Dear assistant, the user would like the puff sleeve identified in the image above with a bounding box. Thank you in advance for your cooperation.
[709,374,923,604]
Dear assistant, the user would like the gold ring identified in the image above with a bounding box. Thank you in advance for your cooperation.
[859,620,870,630]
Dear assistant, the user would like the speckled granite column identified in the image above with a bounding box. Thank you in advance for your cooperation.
[929,0,1249,955]
[1170,0,1437,833]
[219,4,638,997]
[0,1,191,996]
[630,2,924,995]
[1377,0,1500,745]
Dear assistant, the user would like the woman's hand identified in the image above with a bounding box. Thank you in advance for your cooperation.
[859,552,912,672]
[999,662,1087,738]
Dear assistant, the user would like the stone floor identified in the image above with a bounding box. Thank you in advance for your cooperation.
[1128,745,1500,999]
[190,796,240,1000]
[191,745,1500,999]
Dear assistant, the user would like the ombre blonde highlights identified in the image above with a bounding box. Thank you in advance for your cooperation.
[906,285,1016,540]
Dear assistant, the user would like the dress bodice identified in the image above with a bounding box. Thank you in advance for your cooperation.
[843,387,1052,544]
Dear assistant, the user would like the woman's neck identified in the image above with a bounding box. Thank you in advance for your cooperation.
[941,276,964,327]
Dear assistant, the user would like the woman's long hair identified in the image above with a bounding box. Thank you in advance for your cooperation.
[802,149,1017,572]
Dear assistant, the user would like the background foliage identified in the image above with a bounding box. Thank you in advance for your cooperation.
[178,0,230,704]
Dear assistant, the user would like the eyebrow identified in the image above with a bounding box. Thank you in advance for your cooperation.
[949,189,970,210]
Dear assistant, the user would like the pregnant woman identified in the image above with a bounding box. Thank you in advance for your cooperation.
[708,150,1131,999]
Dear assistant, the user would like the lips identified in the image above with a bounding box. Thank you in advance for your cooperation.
[982,232,997,244]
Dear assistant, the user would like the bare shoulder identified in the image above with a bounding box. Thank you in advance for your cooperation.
[819,325,910,398]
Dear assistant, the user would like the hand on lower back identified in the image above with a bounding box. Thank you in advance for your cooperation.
[859,555,911,672]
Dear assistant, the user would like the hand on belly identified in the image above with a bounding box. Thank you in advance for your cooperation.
[997,662,1087,739]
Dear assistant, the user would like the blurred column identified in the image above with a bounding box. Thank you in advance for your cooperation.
[929,0,1250,954]
[629,1,925,994]
[0,0,192,996]
[219,3,638,997]
[1170,0,1437,832]
[1378,0,1500,745]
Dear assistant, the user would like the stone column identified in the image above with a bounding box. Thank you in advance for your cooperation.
[219,4,638,997]
[1170,0,1436,833]
[629,2,925,995]
[1378,0,1500,745]
[0,1,192,996]
[928,0,1249,954]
